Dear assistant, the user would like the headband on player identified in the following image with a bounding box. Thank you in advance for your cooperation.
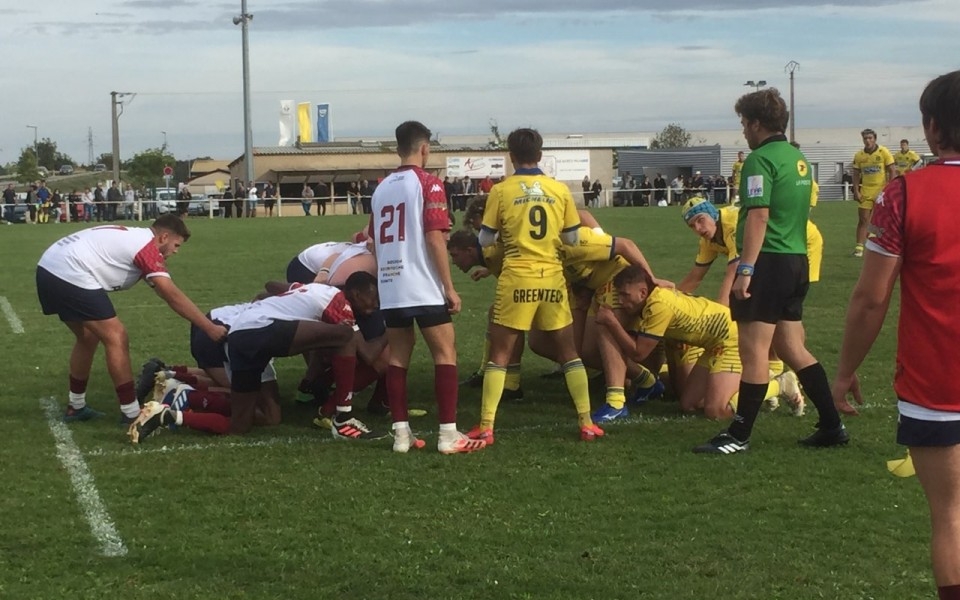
[681,196,719,224]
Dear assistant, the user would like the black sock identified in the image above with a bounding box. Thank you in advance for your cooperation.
[795,362,841,430]
[727,381,768,441]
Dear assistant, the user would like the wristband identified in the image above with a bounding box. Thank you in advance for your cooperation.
[737,263,755,277]
[318,268,330,274]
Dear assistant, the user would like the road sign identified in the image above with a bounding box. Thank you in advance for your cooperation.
[163,165,173,177]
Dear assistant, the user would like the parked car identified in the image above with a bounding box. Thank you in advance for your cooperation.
[187,194,220,216]
[93,163,107,172]
[59,165,74,175]
[37,167,49,178]
[154,188,178,214]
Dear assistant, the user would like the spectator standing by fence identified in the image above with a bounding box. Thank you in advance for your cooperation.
[301,182,314,216]
[360,179,373,214]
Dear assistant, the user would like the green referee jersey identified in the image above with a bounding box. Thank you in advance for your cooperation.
[736,134,811,255]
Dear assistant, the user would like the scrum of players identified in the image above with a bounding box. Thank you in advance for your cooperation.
[41,121,816,455]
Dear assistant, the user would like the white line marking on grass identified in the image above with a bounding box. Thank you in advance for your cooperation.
[84,414,688,458]
[0,296,24,334]
[41,397,128,557]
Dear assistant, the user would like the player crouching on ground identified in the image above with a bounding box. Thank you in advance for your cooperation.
[596,266,793,420]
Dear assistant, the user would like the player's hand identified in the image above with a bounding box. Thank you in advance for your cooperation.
[595,304,616,326]
[653,277,675,289]
[831,373,864,416]
[731,273,751,300]
[446,288,462,315]
[470,268,491,281]
[206,323,229,343]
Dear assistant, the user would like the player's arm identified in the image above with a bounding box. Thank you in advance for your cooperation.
[851,166,862,200]
[612,237,667,287]
[478,188,500,247]
[716,259,738,307]
[577,209,600,230]
[424,181,461,313]
[883,148,897,181]
[150,277,228,342]
[561,192,581,245]
[676,264,709,294]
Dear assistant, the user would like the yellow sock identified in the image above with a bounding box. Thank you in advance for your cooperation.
[563,359,593,427]
[477,335,490,373]
[504,363,521,391]
[606,387,626,410]
[855,243,864,252]
[479,363,507,430]
[765,379,780,399]
[728,392,738,412]
[769,359,785,377]
[632,366,656,389]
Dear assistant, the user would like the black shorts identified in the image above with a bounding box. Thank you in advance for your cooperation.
[356,309,386,341]
[729,253,808,324]
[897,413,960,447]
[382,305,451,329]
[36,266,116,322]
[285,257,316,284]
[190,318,227,370]
[264,199,276,209]
[227,320,298,374]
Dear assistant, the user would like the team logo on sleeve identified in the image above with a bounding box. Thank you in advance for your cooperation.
[746,175,764,198]
[797,160,808,177]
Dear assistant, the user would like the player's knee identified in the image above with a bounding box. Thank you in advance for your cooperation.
[232,370,262,393]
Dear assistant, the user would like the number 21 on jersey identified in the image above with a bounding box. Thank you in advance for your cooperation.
[379,203,406,244]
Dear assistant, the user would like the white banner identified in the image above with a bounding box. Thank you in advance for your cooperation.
[446,156,506,179]
[539,150,591,181]
[279,100,295,146]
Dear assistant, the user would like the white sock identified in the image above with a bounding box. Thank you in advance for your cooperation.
[174,411,183,426]
[121,402,140,419]
[68,392,86,410]
[392,421,409,431]
[439,423,457,435]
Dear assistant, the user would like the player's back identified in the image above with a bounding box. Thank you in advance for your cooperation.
[230,283,351,332]
[39,225,158,291]
[639,287,736,349]
[485,174,578,276]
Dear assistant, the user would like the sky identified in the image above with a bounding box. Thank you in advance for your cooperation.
[1,0,958,165]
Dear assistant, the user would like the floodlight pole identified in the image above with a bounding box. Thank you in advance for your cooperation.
[785,61,800,143]
[111,92,121,183]
[236,1,254,188]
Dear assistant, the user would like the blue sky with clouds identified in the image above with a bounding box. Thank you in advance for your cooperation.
[1,0,957,164]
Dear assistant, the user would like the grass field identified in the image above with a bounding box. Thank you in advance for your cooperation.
[0,204,930,600]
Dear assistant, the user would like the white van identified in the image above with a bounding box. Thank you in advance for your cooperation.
[154,187,178,214]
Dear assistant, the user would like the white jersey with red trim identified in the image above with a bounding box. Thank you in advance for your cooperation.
[37,225,169,291]
[297,242,352,273]
[229,283,354,333]
[370,165,450,309]
[209,302,254,328]
[327,242,370,280]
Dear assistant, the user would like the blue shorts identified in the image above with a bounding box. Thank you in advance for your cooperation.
[898,414,960,447]
[190,317,227,370]
[36,266,116,322]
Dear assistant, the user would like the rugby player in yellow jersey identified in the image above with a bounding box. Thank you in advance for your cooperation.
[731,151,745,203]
[597,266,787,420]
[852,128,896,257]
[676,195,811,414]
[557,226,668,422]
[471,127,603,443]
[893,138,922,176]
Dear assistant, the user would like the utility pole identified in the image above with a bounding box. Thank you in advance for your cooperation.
[785,61,800,143]
[111,92,120,183]
[87,127,94,166]
[110,91,136,183]
[234,2,254,189]
[26,125,38,161]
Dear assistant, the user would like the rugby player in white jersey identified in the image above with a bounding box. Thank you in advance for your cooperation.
[370,120,485,454]
[36,215,228,423]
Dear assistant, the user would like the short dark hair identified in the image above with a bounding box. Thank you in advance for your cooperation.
[395,121,431,157]
[735,88,789,134]
[464,194,487,225]
[920,70,960,152]
[342,271,377,294]
[900,138,910,144]
[507,128,543,164]
[861,128,877,138]
[613,265,652,290]
[152,214,191,240]
[447,229,479,250]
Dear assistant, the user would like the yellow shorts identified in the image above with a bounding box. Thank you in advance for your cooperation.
[806,220,823,283]
[858,188,882,210]
[666,336,740,375]
[493,270,572,332]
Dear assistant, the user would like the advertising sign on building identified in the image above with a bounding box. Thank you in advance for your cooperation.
[446,156,506,178]
[539,150,591,181]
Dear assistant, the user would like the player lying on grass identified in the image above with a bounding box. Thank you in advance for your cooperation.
[129,275,386,443]
[596,266,797,420]
[36,215,228,424]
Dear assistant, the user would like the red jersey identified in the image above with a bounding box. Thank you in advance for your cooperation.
[868,160,960,412]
